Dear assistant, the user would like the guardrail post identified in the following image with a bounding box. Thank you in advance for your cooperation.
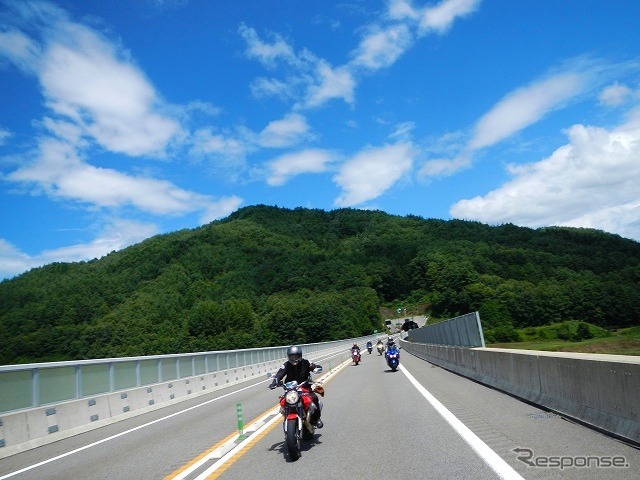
[109,363,115,392]
[32,368,40,408]
[75,365,82,399]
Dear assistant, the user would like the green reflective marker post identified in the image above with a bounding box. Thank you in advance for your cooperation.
[237,402,244,438]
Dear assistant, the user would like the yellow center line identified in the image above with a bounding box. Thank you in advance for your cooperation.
[163,403,279,480]
[204,415,282,479]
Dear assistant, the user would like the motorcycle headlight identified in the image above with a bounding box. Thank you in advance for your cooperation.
[285,390,300,405]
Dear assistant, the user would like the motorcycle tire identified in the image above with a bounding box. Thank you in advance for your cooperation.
[285,418,301,461]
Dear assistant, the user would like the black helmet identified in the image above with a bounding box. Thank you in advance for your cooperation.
[287,346,302,365]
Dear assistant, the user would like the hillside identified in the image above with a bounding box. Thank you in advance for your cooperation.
[1,205,639,364]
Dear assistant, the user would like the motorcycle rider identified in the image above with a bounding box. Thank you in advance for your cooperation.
[351,343,361,357]
[269,346,323,428]
[366,340,373,352]
[386,337,400,358]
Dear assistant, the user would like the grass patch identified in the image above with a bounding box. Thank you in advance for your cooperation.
[487,324,640,356]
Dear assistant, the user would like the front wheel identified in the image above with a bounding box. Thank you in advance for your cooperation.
[285,418,301,461]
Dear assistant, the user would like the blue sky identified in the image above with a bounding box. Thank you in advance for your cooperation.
[1,0,640,280]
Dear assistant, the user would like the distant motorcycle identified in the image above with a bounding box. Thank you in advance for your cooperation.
[366,345,373,354]
[269,367,323,461]
[385,345,400,371]
[352,349,361,365]
[376,343,385,355]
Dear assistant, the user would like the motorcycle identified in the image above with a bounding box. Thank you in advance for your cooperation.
[385,345,400,371]
[352,349,361,365]
[376,343,385,355]
[366,344,373,354]
[269,367,323,461]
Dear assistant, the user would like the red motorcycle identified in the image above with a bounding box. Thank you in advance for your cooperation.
[351,348,361,365]
[270,368,323,461]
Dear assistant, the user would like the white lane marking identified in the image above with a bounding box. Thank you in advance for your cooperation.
[170,407,281,480]
[194,409,283,480]
[0,350,349,480]
[0,381,265,480]
[399,364,525,480]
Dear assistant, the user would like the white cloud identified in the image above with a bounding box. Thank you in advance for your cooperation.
[199,196,244,224]
[451,109,640,240]
[388,0,420,21]
[333,142,415,206]
[240,0,480,111]
[302,61,356,108]
[250,77,296,100]
[0,28,42,74]
[8,137,241,217]
[418,154,471,178]
[266,149,336,186]
[469,72,584,150]
[0,128,12,145]
[40,26,182,156]
[258,113,313,147]
[351,24,412,70]
[388,0,480,35]
[0,3,183,157]
[190,127,255,159]
[0,219,159,280]
[598,82,633,106]
[0,239,32,281]
[418,0,481,35]
[185,100,222,117]
[239,24,357,110]
[389,121,416,142]
[238,23,298,69]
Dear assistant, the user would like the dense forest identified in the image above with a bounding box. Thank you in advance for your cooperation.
[1,205,639,364]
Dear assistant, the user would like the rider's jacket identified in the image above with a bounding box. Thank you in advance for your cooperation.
[273,359,319,385]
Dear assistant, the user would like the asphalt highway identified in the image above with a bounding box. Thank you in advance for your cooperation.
[0,347,637,479]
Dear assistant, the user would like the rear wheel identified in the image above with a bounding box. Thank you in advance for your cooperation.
[285,419,301,461]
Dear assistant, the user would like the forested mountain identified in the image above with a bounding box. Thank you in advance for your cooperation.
[1,205,639,364]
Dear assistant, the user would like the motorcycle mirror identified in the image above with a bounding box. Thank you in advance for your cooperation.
[266,372,274,378]
[312,367,323,374]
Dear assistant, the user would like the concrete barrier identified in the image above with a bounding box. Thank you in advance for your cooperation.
[0,358,283,459]
[401,340,640,446]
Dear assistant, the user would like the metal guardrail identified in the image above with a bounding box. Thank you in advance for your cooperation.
[405,312,485,347]
[0,335,377,415]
